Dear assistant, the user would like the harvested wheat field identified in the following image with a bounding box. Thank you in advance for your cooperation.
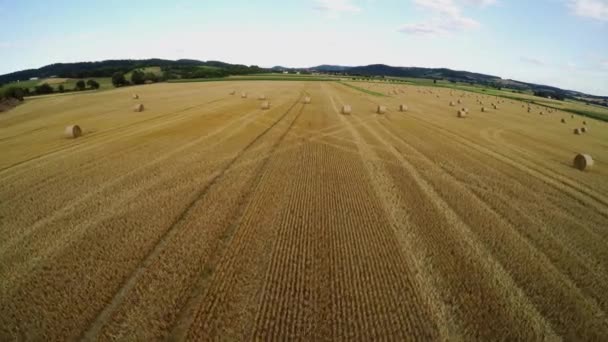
[1,81,608,341]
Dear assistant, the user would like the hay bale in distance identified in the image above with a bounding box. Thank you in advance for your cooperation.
[573,154,594,171]
[304,96,311,104]
[561,118,566,123]
[449,101,456,106]
[342,105,352,115]
[258,95,266,100]
[457,110,467,118]
[377,105,387,114]
[481,107,486,112]
[574,128,581,135]
[132,94,139,100]
[229,90,236,95]
[399,104,408,112]
[133,104,144,112]
[583,121,587,125]
[261,101,270,110]
[65,125,82,138]
[241,92,248,98]
[581,127,588,133]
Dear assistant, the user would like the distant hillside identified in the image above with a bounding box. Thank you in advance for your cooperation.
[306,64,606,101]
[1,59,606,102]
[0,59,266,85]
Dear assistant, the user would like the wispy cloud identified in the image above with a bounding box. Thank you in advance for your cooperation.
[520,56,546,66]
[567,0,608,21]
[399,0,491,36]
[314,0,362,13]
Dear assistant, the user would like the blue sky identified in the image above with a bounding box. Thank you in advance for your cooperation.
[1,0,607,95]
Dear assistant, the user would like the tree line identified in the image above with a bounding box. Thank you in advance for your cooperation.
[1,79,101,101]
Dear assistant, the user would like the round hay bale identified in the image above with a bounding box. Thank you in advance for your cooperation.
[449,101,455,106]
[258,95,266,100]
[573,154,593,171]
[583,121,587,125]
[241,92,248,98]
[304,96,311,104]
[377,105,387,114]
[481,107,486,112]
[574,128,581,135]
[571,115,574,119]
[229,90,236,95]
[342,105,352,115]
[539,111,544,115]
[457,99,462,104]
[133,104,144,112]
[132,94,139,100]
[261,101,270,110]
[581,127,588,133]
[561,118,566,123]
[399,104,408,112]
[457,110,467,118]
[65,125,82,138]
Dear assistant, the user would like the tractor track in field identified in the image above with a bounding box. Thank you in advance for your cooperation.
[0,102,269,259]
[81,91,306,341]
[324,84,447,340]
[167,91,310,341]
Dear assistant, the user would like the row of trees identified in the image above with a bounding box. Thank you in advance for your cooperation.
[1,79,101,101]
[111,70,165,87]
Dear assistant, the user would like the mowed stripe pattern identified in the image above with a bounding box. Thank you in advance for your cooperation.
[0,81,607,340]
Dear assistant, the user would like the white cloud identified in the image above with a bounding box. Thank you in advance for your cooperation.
[399,0,490,35]
[399,16,479,35]
[520,56,545,66]
[462,0,497,6]
[314,0,361,13]
[568,0,608,21]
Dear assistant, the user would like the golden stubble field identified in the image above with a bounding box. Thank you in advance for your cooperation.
[1,80,607,340]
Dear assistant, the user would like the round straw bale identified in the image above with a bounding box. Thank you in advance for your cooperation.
[304,96,311,104]
[342,105,352,115]
[457,99,462,104]
[581,127,588,133]
[574,128,581,135]
[133,104,144,112]
[261,101,270,110]
[132,94,139,99]
[229,90,236,95]
[65,125,82,138]
[399,104,408,112]
[258,95,266,100]
[457,110,467,118]
[449,101,455,106]
[481,107,486,112]
[377,105,387,114]
[241,92,248,98]
[583,121,587,125]
[561,118,566,123]
[573,154,593,171]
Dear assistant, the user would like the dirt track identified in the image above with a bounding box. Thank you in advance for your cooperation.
[1,81,607,340]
